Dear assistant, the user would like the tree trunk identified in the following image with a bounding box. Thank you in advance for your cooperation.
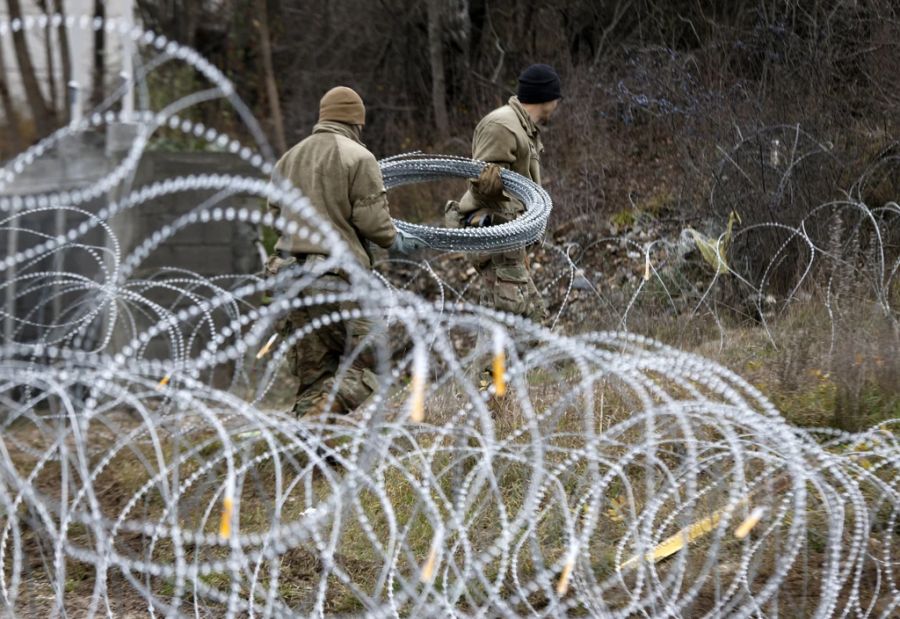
[446,0,471,101]
[468,0,486,60]
[254,0,287,153]
[183,0,199,48]
[0,41,23,151]
[6,0,55,136]
[426,0,450,141]
[54,0,72,121]
[592,0,634,69]
[92,0,105,105]
[37,0,58,114]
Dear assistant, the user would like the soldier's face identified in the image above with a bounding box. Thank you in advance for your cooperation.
[538,99,560,125]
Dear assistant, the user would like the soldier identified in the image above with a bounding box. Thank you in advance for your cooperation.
[266,86,423,418]
[447,64,562,323]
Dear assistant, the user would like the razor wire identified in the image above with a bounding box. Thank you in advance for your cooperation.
[0,12,898,619]
[380,153,553,253]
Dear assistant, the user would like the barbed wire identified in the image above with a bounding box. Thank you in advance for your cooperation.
[0,14,898,619]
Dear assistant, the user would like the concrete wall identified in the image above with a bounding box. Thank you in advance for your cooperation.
[106,148,263,369]
[113,150,262,278]
[1,131,264,357]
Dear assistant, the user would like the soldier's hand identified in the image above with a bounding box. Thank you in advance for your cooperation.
[471,163,504,201]
[463,209,495,227]
[389,229,428,256]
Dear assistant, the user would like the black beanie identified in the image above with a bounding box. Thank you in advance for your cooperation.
[517,64,562,104]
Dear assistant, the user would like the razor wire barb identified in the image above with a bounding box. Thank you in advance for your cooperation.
[381,153,553,253]
[0,12,898,619]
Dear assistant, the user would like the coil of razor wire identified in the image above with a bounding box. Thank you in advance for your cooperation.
[2,14,899,618]
[380,153,552,253]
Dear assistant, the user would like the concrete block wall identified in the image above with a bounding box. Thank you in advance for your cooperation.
[116,150,262,278]
[2,134,265,367]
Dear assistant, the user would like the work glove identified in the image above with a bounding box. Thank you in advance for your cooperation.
[471,163,505,202]
[463,209,495,227]
[389,229,428,255]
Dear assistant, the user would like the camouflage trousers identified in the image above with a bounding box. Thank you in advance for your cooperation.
[468,247,545,386]
[267,255,379,418]
[477,247,546,324]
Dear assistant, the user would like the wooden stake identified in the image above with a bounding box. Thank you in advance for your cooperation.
[734,506,766,539]
[256,333,278,359]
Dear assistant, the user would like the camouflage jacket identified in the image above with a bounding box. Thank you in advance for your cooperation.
[267,121,396,269]
[459,96,544,218]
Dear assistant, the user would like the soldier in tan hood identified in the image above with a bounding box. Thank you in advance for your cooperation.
[266,86,423,418]
[448,64,562,323]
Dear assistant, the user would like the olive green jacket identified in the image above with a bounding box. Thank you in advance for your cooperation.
[267,121,397,269]
[459,96,544,217]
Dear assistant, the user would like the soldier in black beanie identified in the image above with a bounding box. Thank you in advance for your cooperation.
[444,63,562,332]
[517,63,563,106]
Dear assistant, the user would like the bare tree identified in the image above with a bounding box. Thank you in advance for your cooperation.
[591,0,634,68]
[255,0,287,153]
[0,42,23,151]
[135,0,200,47]
[444,0,473,107]
[184,0,200,48]
[426,0,450,140]
[6,0,55,136]
[53,0,72,121]
[91,0,105,104]
[36,0,58,113]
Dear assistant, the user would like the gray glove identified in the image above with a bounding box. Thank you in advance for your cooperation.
[463,209,495,227]
[390,229,428,255]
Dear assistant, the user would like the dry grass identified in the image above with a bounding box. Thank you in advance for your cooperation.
[3,292,897,615]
